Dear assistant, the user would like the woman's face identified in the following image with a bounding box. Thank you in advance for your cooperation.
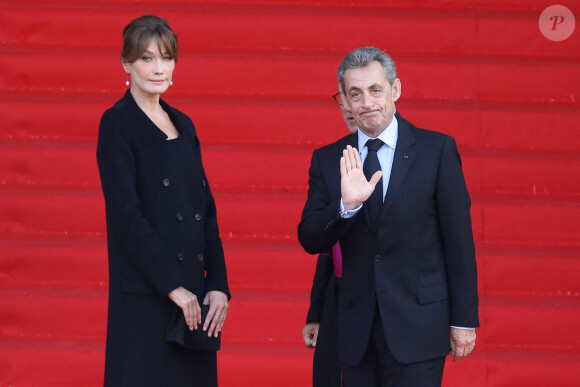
[124,39,175,98]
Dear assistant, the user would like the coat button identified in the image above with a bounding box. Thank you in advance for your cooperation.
[163,179,170,187]
[176,212,183,221]
[202,180,206,187]
[177,252,184,261]
[194,213,202,221]
[196,253,204,261]
[374,255,382,262]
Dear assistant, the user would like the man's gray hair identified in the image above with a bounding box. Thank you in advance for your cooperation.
[337,47,397,93]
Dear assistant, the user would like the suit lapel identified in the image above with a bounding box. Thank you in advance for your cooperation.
[380,114,417,221]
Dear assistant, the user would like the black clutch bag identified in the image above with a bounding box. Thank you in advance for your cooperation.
[166,304,221,351]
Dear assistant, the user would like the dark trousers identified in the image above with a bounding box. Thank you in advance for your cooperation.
[313,276,341,387]
[342,309,445,387]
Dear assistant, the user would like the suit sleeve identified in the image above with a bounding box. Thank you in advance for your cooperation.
[96,110,184,296]
[437,136,479,328]
[306,252,334,323]
[298,149,354,254]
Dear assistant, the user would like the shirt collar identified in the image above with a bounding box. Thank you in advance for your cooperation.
[357,115,398,151]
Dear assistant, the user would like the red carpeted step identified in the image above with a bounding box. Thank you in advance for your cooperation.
[481,110,580,154]
[2,347,577,387]
[484,304,580,357]
[481,254,580,299]
[443,356,580,387]
[0,244,317,298]
[0,345,314,387]
[0,345,105,386]
[0,193,307,245]
[4,288,578,360]
[483,357,580,387]
[5,3,577,63]
[4,51,578,112]
[218,351,312,387]
[4,144,580,205]
[483,203,580,249]
[0,244,108,291]
[3,98,578,156]
[6,191,580,248]
[4,243,577,309]
[0,295,311,348]
[482,156,580,201]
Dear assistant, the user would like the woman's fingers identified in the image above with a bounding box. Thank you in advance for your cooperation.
[168,286,201,330]
[202,291,229,337]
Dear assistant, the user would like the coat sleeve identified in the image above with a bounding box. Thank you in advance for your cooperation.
[96,110,184,296]
[201,173,231,300]
[436,136,479,328]
[177,115,230,300]
[298,149,354,255]
[305,252,334,323]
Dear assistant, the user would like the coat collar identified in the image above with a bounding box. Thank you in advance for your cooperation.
[120,90,185,142]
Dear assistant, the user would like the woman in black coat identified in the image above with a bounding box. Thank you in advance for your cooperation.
[96,15,230,386]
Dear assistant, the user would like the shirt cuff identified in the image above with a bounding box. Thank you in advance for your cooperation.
[450,326,475,330]
[339,199,362,219]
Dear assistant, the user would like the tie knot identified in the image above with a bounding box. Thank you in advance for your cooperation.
[366,139,384,153]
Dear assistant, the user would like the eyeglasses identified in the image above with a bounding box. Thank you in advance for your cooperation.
[332,92,342,106]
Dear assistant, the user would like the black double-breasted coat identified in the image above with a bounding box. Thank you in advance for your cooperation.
[97,90,230,386]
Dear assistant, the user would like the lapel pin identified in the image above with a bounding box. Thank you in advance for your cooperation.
[403,155,409,159]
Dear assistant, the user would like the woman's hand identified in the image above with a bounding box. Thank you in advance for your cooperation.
[168,286,201,331]
[202,291,229,338]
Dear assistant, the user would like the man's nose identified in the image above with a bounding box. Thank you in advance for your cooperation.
[360,92,372,108]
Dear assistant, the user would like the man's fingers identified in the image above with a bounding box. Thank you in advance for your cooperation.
[343,148,352,171]
[312,328,319,347]
[453,344,467,362]
[352,146,362,169]
[301,328,313,347]
[369,170,382,186]
[346,146,358,168]
[449,337,456,356]
[340,156,347,177]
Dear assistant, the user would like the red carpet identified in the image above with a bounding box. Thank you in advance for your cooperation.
[1,0,579,385]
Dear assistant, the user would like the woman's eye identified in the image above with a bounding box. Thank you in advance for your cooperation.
[141,56,151,61]
[163,56,172,61]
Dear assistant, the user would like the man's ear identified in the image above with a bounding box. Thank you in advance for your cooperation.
[392,78,402,101]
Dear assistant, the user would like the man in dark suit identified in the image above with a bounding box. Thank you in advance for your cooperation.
[301,91,357,387]
[298,47,479,386]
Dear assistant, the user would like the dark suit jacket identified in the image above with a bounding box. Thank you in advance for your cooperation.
[298,112,479,366]
[97,90,229,385]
